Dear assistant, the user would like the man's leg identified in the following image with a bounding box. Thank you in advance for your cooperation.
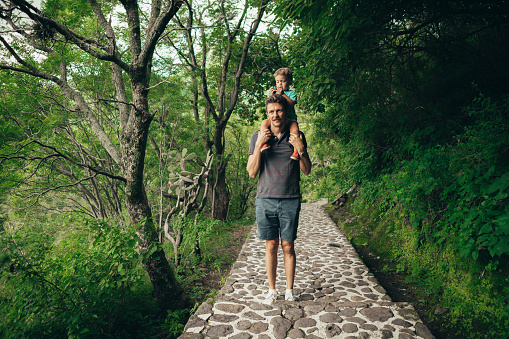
[265,239,279,289]
[278,198,300,301]
[281,239,296,289]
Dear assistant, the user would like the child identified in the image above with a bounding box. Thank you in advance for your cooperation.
[260,68,300,160]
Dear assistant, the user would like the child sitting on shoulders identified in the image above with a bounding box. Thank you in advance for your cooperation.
[260,67,300,160]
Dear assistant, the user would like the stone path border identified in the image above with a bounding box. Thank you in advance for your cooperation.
[179,201,435,339]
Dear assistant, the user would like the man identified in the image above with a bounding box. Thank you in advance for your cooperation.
[247,93,311,304]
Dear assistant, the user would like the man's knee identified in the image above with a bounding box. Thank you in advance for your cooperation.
[266,239,279,254]
[281,240,295,255]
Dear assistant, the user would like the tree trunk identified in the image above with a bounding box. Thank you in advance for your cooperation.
[212,162,229,220]
[211,123,229,220]
[122,89,186,310]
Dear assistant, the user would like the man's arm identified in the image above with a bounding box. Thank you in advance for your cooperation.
[289,133,311,176]
[247,130,271,178]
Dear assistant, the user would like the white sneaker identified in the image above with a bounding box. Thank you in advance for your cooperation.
[285,291,296,301]
[263,290,278,305]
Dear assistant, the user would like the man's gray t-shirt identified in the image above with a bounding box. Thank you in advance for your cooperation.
[249,128,307,198]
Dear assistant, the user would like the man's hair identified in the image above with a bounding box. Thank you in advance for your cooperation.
[265,93,289,113]
[274,67,293,83]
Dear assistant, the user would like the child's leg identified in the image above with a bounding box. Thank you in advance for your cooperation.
[289,121,299,136]
[261,119,271,133]
[289,121,300,160]
[260,119,272,152]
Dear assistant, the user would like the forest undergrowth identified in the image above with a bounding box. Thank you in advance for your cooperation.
[0,213,253,338]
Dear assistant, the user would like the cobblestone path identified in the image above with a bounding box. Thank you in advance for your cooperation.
[179,201,435,339]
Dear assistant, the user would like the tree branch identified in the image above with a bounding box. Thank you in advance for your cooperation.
[10,0,129,71]
[0,140,126,182]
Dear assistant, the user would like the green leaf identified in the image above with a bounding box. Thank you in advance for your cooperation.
[478,223,492,235]
[494,191,508,200]
[472,250,479,260]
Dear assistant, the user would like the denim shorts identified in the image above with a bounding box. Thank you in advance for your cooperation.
[255,198,301,242]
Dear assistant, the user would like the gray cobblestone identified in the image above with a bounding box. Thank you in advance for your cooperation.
[179,201,435,338]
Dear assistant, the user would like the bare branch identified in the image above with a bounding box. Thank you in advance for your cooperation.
[10,0,129,71]
[0,140,126,182]
[224,0,270,121]
[139,0,185,68]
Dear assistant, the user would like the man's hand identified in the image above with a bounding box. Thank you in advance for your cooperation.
[289,133,311,175]
[257,129,272,149]
[247,129,272,179]
[289,133,305,154]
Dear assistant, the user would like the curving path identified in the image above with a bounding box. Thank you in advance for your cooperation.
[179,201,435,339]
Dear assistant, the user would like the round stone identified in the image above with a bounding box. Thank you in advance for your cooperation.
[338,308,357,317]
[250,321,268,334]
[270,316,292,339]
[342,323,358,333]
[319,313,343,323]
[415,322,435,339]
[209,314,239,323]
[284,307,304,321]
[361,324,378,331]
[300,294,314,301]
[360,307,394,322]
[186,317,205,329]
[304,305,324,315]
[294,317,317,328]
[243,311,264,320]
[215,303,245,314]
[287,328,305,338]
[392,318,412,328]
[206,324,234,338]
[236,320,252,330]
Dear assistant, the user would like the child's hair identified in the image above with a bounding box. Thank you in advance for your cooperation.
[274,68,293,83]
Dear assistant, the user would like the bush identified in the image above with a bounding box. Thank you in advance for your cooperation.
[0,220,166,338]
[343,95,509,338]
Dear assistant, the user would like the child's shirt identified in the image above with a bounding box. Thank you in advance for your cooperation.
[283,89,298,120]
